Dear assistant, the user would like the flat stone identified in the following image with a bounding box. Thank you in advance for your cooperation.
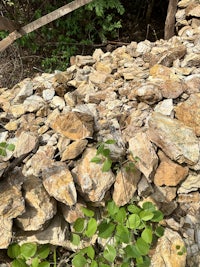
[148,112,199,165]
[73,148,115,202]
[14,131,37,157]
[51,111,94,140]
[113,166,141,206]
[23,95,45,113]
[61,201,86,223]
[175,93,200,136]
[137,176,154,197]
[154,99,174,116]
[75,55,95,67]
[151,228,187,267]
[154,151,189,186]
[185,74,200,94]
[43,162,77,206]
[61,139,88,161]
[129,132,158,180]
[16,176,57,231]
[89,71,112,85]
[178,173,200,194]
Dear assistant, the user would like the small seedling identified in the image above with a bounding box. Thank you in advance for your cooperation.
[0,142,15,156]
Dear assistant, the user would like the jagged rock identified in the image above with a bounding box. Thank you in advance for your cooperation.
[72,148,115,202]
[178,173,200,194]
[181,53,200,67]
[23,95,45,113]
[43,162,77,206]
[175,93,200,136]
[148,112,199,165]
[137,176,154,197]
[61,139,88,161]
[184,74,200,94]
[154,150,188,186]
[15,176,57,231]
[14,131,37,157]
[150,228,187,267]
[113,166,141,206]
[75,55,96,67]
[154,99,174,116]
[129,132,158,180]
[51,111,94,140]
[42,88,55,101]
[186,2,200,17]
[13,79,33,104]
[61,200,86,223]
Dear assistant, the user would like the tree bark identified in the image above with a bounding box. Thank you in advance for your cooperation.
[0,0,93,52]
[164,0,178,40]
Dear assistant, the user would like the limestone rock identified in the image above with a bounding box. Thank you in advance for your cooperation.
[73,148,115,202]
[184,74,200,94]
[137,176,154,197]
[43,162,77,206]
[154,99,174,116]
[23,95,45,113]
[61,139,88,161]
[113,166,141,206]
[148,112,199,165]
[178,173,200,194]
[61,200,86,223]
[51,111,94,140]
[16,176,57,231]
[50,96,65,110]
[75,55,95,67]
[175,93,200,136]
[129,132,158,180]
[151,228,187,267]
[42,88,55,101]
[89,71,112,85]
[14,131,37,157]
[13,79,33,104]
[154,150,189,186]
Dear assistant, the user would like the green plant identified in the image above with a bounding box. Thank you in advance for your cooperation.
[176,245,186,256]
[7,243,53,267]
[71,200,165,267]
[0,142,15,156]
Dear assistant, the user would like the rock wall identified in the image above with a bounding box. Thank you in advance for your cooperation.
[0,0,200,266]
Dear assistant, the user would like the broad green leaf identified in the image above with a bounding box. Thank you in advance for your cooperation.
[38,262,50,267]
[91,260,98,267]
[155,226,165,237]
[151,210,164,222]
[102,158,112,172]
[142,202,156,212]
[141,228,153,244]
[11,258,28,267]
[98,221,115,239]
[115,225,130,244]
[137,256,151,267]
[71,233,80,246]
[37,244,50,259]
[121,263,129,267]
[124,245,141,259]
[72,254,87,267]
[99,264,110,267]
[81,207,94,217]
[127,204,141,214]
[105,139,116,144]
[139,210,154,221]
[97,144,105,155]
[0,142,7,148]
[21,243,37,259]
[31,257,39,267]
[85,218,97,237]
[6,143,15,151]
[126,214,140,229]
[91,156,102,163]
[101,148,110,157]
[7,243,21,259]
[0,148,6,156]
[86,245,95,260]
[107,200,119,217]
[136,238,150,256]
[114,207,126,224]
[73,218,85,233]
[103,245,116,263]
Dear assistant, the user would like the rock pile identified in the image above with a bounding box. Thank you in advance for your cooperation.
[0,0,200,266]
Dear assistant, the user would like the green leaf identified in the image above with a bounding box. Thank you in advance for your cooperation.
[97,144,105,155]
[31,257,39,267]
[86,245,95,260]
[71,233,80,246]
[6,143,15,151]
[142,202,156,212]
[38,262,50,267]
[136,238,150,256]
[11,258,28,267]
[81,207,94,217]
[103,245,116,263]
[72,254,87,267]
[102,158,112,172]
[0,148,6,156]
[137,256,151,267]
[124,245,141,259]
[99,264,110,267]
[114,207,126,224]
[139,210,154,221]
[85,218,97,238]
[37,244,50,259]
[151,210,164,222]
[121,263,129,267]
[0,142,7,148]
[101,148,110,157]
[73,218,85,233]
[104,140,116,144]
[107,200,119,217]
[91,156,102,163]
[20,243,37,259]
[98,221,115,239]
[126,214,141,229]
[127,204,141,214]
[155,226,165,237]
[115,225,130,244]
[7,243,21,259]
[91,260,98,267]
[141,228,153,244]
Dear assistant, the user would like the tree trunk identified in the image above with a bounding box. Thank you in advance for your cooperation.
[0,0,93,52]
[164,0,178,40]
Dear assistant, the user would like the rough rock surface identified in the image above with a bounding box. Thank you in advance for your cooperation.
[0,1,200,266]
